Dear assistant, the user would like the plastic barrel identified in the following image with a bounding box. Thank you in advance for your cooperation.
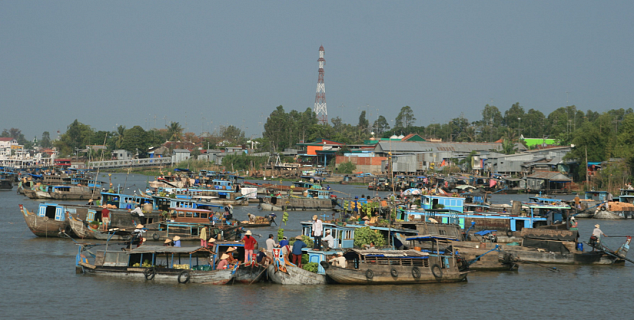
[577,242,583,251]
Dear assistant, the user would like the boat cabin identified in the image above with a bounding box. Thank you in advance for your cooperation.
[419,195,465,213]
[306,189,331,199]
[301,221,355,249]
[86,246,215,271]
[620,189,634,204]
[100,192,154,209]
[170,208,217,223]
[584,191,610,202]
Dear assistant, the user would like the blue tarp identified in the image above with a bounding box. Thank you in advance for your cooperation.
[474,230,497,236]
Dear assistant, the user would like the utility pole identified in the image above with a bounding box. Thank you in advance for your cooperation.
[585,146,589,187]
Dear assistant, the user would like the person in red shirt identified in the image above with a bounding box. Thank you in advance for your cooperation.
[242,230,257,264]
[101,207,110,231]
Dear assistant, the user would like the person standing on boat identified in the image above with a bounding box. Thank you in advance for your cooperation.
[242,230,257,264]
[574,195,581,210]
[292,236,307,268]
[590,224,607,250]
[101,206,110,232]
[266,234,278,255]
[200,227,208,248]
[312,215,323,250]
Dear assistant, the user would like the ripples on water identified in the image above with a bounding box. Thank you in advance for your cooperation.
[1,174,632,319]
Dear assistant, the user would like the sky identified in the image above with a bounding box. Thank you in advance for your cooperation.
[2,1,634,141]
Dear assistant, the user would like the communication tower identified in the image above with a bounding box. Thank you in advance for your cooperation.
[314,45,327,125]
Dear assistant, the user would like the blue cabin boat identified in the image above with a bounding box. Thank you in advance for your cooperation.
[584,191,610,202]
[419,195,465,213]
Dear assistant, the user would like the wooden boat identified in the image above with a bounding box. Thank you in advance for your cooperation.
[504,228,632,265]
[233,264,267,284]
[50,185,98,200]
[258,202,283,211]
[23,188,52,199]
[0,172,13,190]
[322,248,468,285]
[76,245,235,284]
[20,204,73,237]
[267,264,326,285]
[260,190,337,211]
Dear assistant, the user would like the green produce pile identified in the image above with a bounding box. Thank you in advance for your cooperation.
[353,226,386,248]
[302,262,319,273]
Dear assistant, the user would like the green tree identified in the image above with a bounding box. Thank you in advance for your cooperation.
[54,120,94,156]
[522,109,546,139]
[503,102,525,132]
[394,106,416,130]
[373,115,390,135]
[40,131,52,148]
[358,110,369,133]
[337,161,356,174]
[166,122,184,141]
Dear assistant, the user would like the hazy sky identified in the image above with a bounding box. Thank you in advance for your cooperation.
[2,1,633,141]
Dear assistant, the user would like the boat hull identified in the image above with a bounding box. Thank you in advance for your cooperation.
[323,264,468,285]
[267,264,326,285]
[82,266,234,284]
[22,210,72,237]
[506,248,622,265]
[233,264,266,284]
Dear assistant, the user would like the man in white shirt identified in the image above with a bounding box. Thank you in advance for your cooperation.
[322,230,335,250]
[265,234,278,253]
[312,215,323,250]
[330,252,347,268]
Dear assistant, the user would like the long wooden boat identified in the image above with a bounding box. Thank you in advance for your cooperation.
[267,264,326,285]
[23,188,52,199]
[503,228,632,265]
[20,204,73,237]
[76,245,235,284]
[322,248,468,285]
[50,185,99,200]
[258,202,283,211]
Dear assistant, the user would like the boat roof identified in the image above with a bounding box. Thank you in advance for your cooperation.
[169,208,212,213]
[129,245,211,254]
[405,235,460,242]
[348,248,429,257]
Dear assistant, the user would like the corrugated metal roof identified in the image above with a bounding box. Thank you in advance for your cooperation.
[375,141,504,153]
[526,171,571,181]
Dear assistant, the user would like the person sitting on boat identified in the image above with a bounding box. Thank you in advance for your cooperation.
[248,213,256,223]
[292,236,307,268]
[242,230,258,264]
[322,230,335,251]
[173,235,182,247]
[164,239,173,246]
[226,247,239,265]
[589,224,607,250]
[330,252,347,268]
[217,253,230,270]
[87,198,94,206]
[133,224,146,247]
[207,238,216,250]
[256,249,272,266]
[570,217,578,230]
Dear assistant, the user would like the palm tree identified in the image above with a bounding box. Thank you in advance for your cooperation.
[115,125,126,149]
[166,122,183,141]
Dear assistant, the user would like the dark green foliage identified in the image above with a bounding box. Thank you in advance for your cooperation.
[353,227,386,248]
[338,161,356,174]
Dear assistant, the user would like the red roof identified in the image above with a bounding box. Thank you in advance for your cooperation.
[0,137,16,142]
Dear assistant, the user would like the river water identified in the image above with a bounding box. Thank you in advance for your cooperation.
[1,174,632,319]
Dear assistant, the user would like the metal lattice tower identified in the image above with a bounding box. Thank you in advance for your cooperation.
[314,45,327,125]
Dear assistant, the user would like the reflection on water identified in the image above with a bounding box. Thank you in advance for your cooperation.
[1,174,632,318]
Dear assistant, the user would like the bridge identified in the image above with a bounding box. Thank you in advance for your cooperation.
[87,157,173,169]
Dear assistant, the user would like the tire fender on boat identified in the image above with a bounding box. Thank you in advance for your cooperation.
[320,261,330,270]
[365,269,374,280]
[144,268,156,280]
[178,271,190,284]
[390,268,398,278]
[506,230,513,237]
[411,267,421,279]
[152,233,160,241]
[431,264,443,279]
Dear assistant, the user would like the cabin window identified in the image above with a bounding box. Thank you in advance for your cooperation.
[45,206,56,219]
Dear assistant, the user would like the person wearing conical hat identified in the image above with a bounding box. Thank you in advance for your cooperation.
[217,253,230,270]
[164,239,173,246]
[312,215,323,251]
[590,224,607,251]
[242,230,257,263]
[173,235,182,247]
